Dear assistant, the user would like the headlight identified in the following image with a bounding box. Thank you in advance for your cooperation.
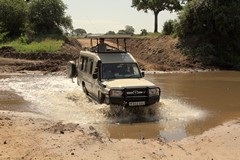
[149,88,160,96]
[110,90,123,97]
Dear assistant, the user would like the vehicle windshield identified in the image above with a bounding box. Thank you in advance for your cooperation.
[102,63,142,79]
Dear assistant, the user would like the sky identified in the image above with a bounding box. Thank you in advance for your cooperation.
[62,0,178,34]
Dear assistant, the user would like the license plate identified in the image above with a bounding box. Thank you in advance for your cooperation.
[129,101,146,106]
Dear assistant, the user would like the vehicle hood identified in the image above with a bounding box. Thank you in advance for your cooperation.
[103,78,156,88]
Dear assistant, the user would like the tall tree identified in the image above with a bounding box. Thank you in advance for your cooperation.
[28,0,72,34]
[132,0,182,33]
[0,0,28,36]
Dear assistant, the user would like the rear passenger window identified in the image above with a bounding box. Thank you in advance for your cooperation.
[79,56,94,74]
[84,58,88,72]
[80,57,85,71]
[89,60,94,74]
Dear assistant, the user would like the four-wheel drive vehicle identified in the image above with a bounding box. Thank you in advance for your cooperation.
[67,35,161,107]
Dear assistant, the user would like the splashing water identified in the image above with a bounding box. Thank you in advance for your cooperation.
[1,75,206,126]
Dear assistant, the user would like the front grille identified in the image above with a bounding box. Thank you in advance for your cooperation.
[109,87,160,106]
[124,88,148,98]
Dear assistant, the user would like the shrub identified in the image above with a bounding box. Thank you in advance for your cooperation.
[162,20,175,35]
[19,34,31,44]
[0,32,8,43]
[140,29,148,36]
[177,0,240,67]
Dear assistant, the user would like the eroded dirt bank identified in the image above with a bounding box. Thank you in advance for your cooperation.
[127,36,202,71]
[0,36,205,74]
[0,38,80,73]
[0,111,239,160]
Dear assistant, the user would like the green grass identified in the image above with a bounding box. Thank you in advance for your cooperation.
[0,38,64,53]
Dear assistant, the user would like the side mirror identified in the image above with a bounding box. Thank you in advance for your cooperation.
[92,73,98,79]
[141,72,145,77]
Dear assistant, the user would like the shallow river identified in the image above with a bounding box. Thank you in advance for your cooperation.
[0,71,239,141]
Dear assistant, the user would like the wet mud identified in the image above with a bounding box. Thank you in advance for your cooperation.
[0,90,31,112]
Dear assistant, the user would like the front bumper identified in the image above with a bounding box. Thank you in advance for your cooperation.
[108,87,160,107]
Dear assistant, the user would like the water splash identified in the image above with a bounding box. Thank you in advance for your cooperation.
[1,75,206,126]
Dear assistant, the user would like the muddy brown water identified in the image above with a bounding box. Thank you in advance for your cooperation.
[0,71,239,141]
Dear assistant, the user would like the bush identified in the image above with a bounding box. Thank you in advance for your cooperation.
[0,32,8,43]
[162,20,175,35]
[177,0,240,68]
[19,34,31,44]
[140,29,148,36]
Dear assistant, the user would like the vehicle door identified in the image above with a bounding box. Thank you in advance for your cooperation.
[90,60,100,98]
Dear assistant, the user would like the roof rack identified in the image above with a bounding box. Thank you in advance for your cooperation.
[86,34,131,53]
[86,34,131,39]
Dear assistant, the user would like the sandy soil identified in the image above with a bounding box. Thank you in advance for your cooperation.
[0,111,239,160]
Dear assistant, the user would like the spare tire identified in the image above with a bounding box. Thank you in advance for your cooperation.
[67,61,77,78]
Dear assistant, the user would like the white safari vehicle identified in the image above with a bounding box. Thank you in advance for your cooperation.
[67,35,161,107]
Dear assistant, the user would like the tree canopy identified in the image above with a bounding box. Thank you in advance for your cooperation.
[125,25,135,35]
[0,0,28,36]
[117,25,135,35]
[177,0,240,67]
[0,0,72,38]
[132,0,182,33]
[106,31,116,35]
[29,0,72,34]
[73,28,87,36]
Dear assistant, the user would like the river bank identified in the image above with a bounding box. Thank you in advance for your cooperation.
[0,36,210,74]
[0,110,239,160]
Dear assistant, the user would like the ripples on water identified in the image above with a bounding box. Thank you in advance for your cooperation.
[0,75,206,127]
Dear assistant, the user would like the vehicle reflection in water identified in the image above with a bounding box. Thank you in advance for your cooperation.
[0,71,240,141]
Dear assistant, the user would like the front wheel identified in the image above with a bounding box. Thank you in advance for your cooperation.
[98,91,105,104]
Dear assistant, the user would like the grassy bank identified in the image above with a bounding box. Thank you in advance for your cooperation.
[0,38,63,53]
[0,33,66,53]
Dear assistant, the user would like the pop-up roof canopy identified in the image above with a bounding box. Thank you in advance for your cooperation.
[86,34,131,53]
[86,34,131,39]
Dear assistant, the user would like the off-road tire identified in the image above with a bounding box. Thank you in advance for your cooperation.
[98,91,105,104]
